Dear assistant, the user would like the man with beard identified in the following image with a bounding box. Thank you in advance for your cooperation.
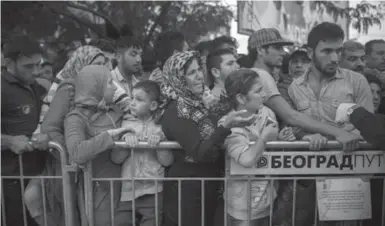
[288,22,374,226]
[246,28,363,151]
[339,40,366,73]
[289,22,373,137]
[111,36,143,98]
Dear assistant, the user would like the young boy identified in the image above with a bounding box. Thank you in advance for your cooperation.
[219,68,286,226]
[111,80,173,226]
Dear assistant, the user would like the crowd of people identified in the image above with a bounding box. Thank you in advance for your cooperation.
[1,21,385,226]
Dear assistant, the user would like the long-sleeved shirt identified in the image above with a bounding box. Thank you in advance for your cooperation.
[160,100,231,175]
[351,107,385,150]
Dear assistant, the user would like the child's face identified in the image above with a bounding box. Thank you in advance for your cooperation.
[242,78,266,113]
[130,88,157,118]
[104,78,117,104]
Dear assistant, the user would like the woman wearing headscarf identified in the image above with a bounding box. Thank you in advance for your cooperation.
[24,46,131,226]
[158,51,257,226]
[64,65,130,226]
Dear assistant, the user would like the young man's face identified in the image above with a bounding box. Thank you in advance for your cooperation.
[216,54,240,83]
[261,44,286,68]
[8,54,42,84]
[339,49,365,73]
[119,47,142,74]
[289,53,310,78]
[310,39,343,77]
[366,43,385,71]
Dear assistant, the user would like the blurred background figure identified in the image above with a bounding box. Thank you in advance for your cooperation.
[339,40,365,73]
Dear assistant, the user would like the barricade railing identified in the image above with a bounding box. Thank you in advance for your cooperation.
[1,141,77,226]
[79,141,384,226]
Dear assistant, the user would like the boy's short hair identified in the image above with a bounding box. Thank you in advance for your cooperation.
[365,39,385,55]
[89,38,116,53]
[133,80,161,103]
[3,35,42,61]
[116,35,142,52]
[225,68,260,108]
[211,36,238,51]
[206,48,235,88]
[307,22,344,50]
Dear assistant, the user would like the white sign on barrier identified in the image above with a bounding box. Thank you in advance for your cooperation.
[230,151,385,175]
[316,178,372,221]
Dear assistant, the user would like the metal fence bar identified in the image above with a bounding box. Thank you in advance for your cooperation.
[178,180,182,226]
[292,179,297,226]
[110,180,115,226]
[131,148,136,226]
[84,161,94,226]
[382,178,385,226]
[155,180,159,226]
[2,184,6,226]
[18,155,28,226]
[40,178,48,226]
[113,141,373,150]
[48,141,77,226]
[201,180,205,226]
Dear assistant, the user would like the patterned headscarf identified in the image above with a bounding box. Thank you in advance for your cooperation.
[59,45,106,81]
[160,51,214,137]
[34,46,106,135]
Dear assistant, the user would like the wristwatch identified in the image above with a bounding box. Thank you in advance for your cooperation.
[346,105,359,116]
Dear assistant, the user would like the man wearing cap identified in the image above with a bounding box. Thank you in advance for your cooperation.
[246,27,363,151]
[1,35,49,226]
[278,46,311,106]
[339,40,366,73]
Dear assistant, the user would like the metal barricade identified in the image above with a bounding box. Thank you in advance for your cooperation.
[1,141,77,226]
[79,141,385,226]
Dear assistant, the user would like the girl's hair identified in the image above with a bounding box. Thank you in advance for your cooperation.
[225,68,260,109]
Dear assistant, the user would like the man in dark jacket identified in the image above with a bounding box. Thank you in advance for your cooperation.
[336,103,385,150]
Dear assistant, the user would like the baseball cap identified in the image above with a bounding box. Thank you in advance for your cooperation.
[248,28,293,49]
[289,47,309,60]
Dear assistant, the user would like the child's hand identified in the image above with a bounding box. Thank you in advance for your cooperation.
[278,127,296,141]
[124,134,139,148]
[148,135,161,148]
[302,133,328,151]
[261,122,279,142]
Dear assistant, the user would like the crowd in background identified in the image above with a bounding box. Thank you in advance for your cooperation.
[1,21,385,226]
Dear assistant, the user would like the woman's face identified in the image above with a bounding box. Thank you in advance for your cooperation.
[184,58,204,95]
[104,77,117,104]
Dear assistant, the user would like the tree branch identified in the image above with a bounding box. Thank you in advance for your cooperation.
[143,1,172,49]
[65,1,119,33]
[42,2,106,38]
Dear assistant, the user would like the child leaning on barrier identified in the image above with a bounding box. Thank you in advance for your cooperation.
[111,80,173,226]
[218,68,282,226]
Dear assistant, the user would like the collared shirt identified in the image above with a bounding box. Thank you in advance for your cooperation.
[288,68,374,129]
[1,71,47,176]
[1,71,45,136]
[110,67,139,98]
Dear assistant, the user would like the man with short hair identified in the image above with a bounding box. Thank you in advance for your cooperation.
[339,40,366,73]
[288,22,374,226]
[1,35,49,226]
[211,35,238,56]
[246,27,362,151]
[365,39,385,84]
[112,36,143,98]
[206,48,240,94]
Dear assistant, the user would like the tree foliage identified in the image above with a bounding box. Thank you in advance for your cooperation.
[1,1,233,52]
[315,1,385,34]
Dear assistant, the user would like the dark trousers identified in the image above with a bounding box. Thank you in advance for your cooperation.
[2,179,39,226]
